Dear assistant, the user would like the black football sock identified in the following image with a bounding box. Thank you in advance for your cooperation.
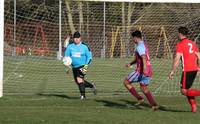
[78,83,85,97]
[84,80,94,88]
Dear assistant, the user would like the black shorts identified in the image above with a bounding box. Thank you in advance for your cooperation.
[72,66,86,83]
[180,71,197,89]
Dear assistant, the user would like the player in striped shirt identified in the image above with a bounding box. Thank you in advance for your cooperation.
[169,27,200,112]
[124,30,158,111]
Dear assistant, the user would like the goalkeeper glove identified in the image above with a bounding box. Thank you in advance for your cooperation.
[83,64,88,70]
[80,65,88,75]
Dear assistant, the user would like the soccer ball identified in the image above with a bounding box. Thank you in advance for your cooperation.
[62,56,72,66]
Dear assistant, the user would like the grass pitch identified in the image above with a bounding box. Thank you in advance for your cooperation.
[2,56,200,124]
[0,95,200,124]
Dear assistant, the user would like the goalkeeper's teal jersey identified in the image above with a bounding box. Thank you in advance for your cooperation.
[64,41,92,68]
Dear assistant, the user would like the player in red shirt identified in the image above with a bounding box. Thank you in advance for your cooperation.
[169,27,200,112]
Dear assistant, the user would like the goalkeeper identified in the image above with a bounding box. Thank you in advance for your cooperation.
[64,31,96,100]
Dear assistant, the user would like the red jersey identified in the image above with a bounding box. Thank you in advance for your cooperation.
[176,38,199,72]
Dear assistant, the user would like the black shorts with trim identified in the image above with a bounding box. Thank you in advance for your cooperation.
[180,71,197,89]
[72,65,86,82]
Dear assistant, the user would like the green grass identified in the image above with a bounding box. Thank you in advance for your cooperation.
[2,56,200,124]
[1,95,200,124]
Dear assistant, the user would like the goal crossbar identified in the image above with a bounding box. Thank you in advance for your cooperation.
[84,0,200,3]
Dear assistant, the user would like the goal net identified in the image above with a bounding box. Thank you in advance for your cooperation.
[3,0,200,96]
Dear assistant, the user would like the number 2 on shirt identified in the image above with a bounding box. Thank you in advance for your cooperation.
[188,43,194,54]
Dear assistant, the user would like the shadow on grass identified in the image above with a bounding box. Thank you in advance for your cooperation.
[158,106,190,112]
[120,99,150,108]
[95,99,149,110]
[95,99,133,109]
[36,93,79,99]
[120,99,190,112]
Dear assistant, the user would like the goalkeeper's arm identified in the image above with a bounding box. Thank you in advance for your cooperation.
[85,44,92,65]
[81,46,92,73]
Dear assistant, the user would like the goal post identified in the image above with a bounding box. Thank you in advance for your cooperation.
[0,0,4,97]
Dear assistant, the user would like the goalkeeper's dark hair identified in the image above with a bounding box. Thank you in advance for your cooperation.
[73,31,81,38]
[132,30,142,38]
[178,27,189,36]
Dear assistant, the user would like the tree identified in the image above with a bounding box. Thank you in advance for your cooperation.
[78,1,83,32]
[65,0,75,34]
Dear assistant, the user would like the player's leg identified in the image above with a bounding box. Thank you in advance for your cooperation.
[140,84,158,110]
[78,66,93,88]
[124,71,143,102]
[180,71,197,112]
[187,96,197,112]
[79,66,97,95]
[84,80,93,88]
[84,80,97,95]
[72,68,86,100]
[139,75,158,111]
[77,77,86,100]
[187,89,200,96]
[185,71,200,96]
[181,71,198,96]
[124,80,144,104]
